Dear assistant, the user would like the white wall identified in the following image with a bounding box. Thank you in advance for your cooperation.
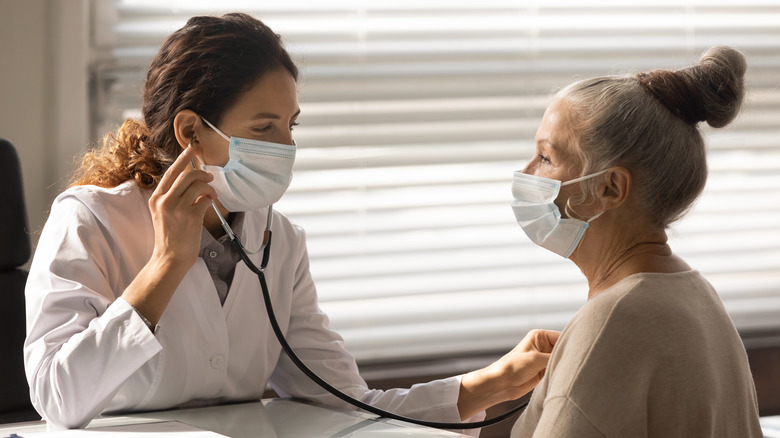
[0,0,88,259]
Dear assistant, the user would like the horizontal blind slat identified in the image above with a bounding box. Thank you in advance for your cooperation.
[94,1,780,362]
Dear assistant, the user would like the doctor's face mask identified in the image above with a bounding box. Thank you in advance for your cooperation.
[511,169,607,258]
[199,117,296,212]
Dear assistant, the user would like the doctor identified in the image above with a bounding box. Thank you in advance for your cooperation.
[24,13,558,429]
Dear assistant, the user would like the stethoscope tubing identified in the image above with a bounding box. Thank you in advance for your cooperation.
[227,206,528,430]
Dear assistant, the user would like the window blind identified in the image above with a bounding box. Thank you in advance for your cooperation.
[91,0,780,364]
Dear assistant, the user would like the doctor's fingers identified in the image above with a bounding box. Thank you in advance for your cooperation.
[156,146,200,195]
[519,329,560,354]
[153,175,217,216]
[152,151,214,200]
[535,330,561,352]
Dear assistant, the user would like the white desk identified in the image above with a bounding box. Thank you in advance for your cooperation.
[4,403,777,437]
[0,399,471,437]
[763,415,780,438]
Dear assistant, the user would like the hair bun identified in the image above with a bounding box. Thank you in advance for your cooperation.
[636,46,746,128]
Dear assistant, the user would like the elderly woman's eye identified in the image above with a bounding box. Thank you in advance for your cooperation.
[539,154,552,164]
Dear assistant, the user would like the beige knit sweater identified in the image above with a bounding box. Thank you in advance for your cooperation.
[512,271,761,438]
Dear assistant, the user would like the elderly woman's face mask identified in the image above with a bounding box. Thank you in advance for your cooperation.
[510,170,607,258]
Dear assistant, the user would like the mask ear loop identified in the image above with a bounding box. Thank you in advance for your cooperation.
[586,209,605,223]
[560,169,610,221]
[560,168,609,187]
[201,117,231,142]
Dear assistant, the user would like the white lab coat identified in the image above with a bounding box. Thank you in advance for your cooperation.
[24,181,476,429]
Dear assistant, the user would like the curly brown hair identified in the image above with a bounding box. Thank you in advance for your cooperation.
[70,13,298,189]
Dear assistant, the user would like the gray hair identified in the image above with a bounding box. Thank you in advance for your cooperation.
[558,46,746,229]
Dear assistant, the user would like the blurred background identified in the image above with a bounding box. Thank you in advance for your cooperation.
[2,1,779,432]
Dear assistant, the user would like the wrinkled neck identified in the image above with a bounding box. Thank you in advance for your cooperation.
[570,218,689,300]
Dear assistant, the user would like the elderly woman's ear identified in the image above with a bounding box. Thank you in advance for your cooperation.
[600,166,632,211]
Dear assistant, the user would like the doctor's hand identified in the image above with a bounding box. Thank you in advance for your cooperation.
[147,145,216,267]
[457,329,560,421]
[122,146,216,327]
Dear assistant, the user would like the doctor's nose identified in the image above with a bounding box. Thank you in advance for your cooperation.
[276,131,295,147]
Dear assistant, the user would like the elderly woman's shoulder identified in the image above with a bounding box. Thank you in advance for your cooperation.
[577,271,719,330]
[554,271,724,365]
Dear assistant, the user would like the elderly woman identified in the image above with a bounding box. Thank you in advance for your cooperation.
[509,46,762,437]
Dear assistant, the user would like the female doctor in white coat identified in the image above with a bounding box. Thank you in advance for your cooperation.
[24,13,559,429]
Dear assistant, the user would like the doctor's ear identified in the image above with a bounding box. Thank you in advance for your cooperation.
[601,167,631,210]
[172,110,202,151]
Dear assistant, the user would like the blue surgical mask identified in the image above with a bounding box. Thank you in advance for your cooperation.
[200,118,296,212]
[510,170,607,258]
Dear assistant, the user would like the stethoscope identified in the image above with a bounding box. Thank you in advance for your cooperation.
[209,200,528,430]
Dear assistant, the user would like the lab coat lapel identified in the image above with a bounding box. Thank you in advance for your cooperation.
[171,260,229,349]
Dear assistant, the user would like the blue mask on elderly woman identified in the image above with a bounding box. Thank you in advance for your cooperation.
[510,170,607,258]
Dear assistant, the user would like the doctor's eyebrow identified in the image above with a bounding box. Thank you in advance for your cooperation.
[250,109,301,120]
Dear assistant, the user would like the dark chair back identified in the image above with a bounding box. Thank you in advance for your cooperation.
[0,138,39,423]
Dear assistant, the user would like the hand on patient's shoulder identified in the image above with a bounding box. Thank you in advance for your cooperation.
[458,329,560,419]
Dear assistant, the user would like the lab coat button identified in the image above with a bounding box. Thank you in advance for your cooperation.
[210,354,225,369]
[209,250,218,258]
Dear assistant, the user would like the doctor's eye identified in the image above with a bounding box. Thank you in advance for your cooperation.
[252,124,273,134]
[289,122,299,131]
